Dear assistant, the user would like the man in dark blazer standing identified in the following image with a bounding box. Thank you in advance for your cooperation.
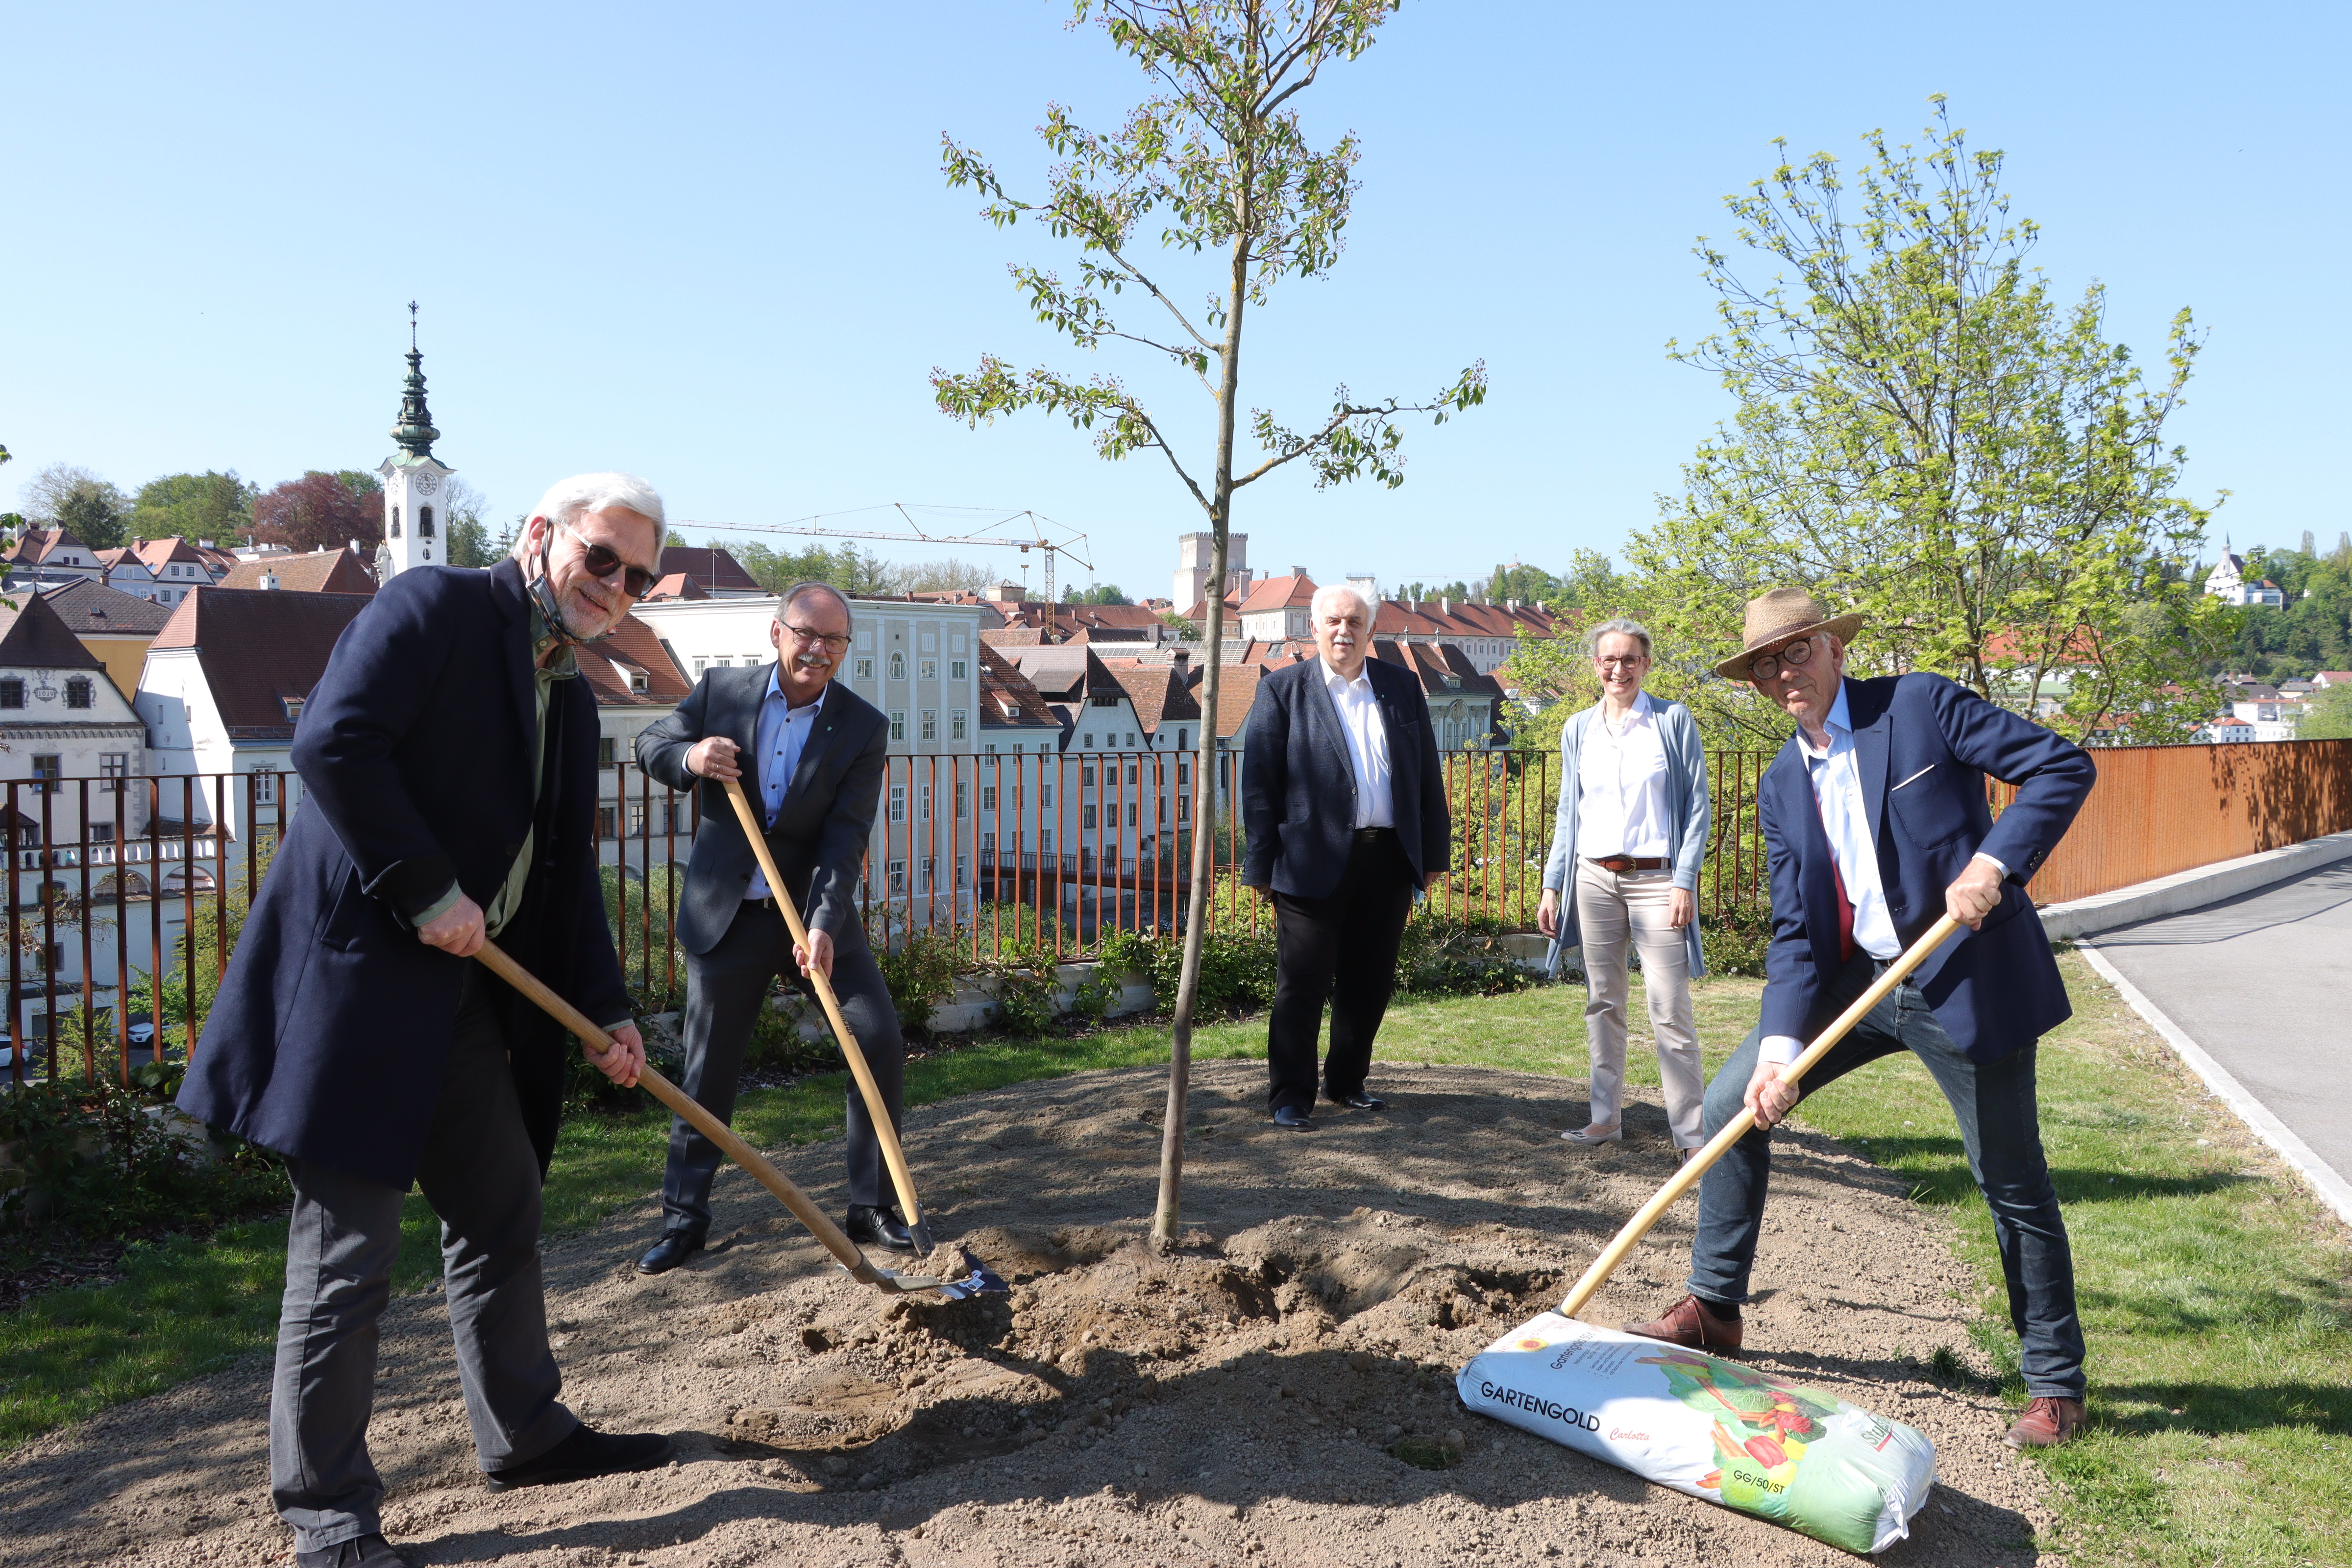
[179,474,672,1568]
[1624,588,2098,1452]
[1242,584,1449,1129]
[630,580,903,1274]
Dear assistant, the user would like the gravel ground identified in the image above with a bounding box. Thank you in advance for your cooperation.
[0,1059,2059,1565]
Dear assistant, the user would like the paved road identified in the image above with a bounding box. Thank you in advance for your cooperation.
[2087,860,2352,1190]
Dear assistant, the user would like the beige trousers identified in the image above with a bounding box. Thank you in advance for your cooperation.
[1574,858,1705,1147]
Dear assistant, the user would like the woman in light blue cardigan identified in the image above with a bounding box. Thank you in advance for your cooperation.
[1536,618,1712,1156]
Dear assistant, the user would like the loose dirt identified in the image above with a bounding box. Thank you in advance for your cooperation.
[0,1060,2059,1565]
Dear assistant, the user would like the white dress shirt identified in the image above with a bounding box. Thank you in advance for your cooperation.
[747,670,826,900]
[1321,657,1394,830]
[1575,691,1671,858]
[1761,682,1895,1067]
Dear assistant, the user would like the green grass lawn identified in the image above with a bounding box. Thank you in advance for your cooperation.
[3,955,2346,1567]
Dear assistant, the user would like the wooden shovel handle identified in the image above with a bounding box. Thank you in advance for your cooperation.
[471,938,894,1288]
[719,775,931,1241]
[1557,913,1963,1320]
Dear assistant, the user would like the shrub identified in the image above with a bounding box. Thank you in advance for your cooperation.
[0,1074,287,1235]
[1393,906,1533,998]
[1700,901,1773,978]
[982,943,1061,1037]
[877,930,963,1035]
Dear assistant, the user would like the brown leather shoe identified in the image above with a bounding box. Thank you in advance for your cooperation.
[2003,1396,2086,1449]
[1621,1294,1743,1354]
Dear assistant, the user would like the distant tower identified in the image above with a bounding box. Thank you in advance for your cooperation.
[375,303,455,582]
[1173,530,1250,611]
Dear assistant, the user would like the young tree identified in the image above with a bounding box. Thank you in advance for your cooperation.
[933,0,1485,1247]
[1631,100,2230,745]
[442,477,499,568]
[21,463,130,549]
[895,556,994,594]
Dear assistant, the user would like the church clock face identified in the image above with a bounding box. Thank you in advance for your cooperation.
[413,472,439,496]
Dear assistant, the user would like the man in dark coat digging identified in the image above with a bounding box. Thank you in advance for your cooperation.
[178,473,673,1568]
[1622,588,2098,1452]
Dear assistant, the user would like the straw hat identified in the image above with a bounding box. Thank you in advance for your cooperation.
[1712,588,1865,680]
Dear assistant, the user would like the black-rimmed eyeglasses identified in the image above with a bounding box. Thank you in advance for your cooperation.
[560,523,659,599]
[782,623,852,654]
[1747,638,1818,681]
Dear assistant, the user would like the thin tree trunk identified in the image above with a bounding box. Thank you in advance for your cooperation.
[1153,224,1251,1250]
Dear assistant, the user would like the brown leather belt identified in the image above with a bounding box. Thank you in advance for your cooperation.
[1585,855,1670,873]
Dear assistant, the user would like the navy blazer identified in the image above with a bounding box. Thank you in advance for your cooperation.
[634,665,889,956]
[1758,672,2095,1062]
[177,560,631,1187]
[1240,656,1450,898]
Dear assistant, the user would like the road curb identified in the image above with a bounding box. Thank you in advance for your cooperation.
[2076,942,2352,1229]
[2039,830,2352,940]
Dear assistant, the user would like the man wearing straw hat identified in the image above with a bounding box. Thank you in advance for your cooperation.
[630,579,904,1274]
[1623,588,2098,1451]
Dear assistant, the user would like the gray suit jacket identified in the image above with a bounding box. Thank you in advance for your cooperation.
[635,666,889,955]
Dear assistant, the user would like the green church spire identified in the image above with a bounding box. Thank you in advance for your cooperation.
[391,301,439,458]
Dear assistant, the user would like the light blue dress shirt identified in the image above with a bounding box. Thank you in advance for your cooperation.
[747,668,826,900]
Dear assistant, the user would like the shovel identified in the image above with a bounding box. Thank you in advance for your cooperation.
[472,938,996,1299]
[719,774,937,1252]
[1557,913,1963,1319]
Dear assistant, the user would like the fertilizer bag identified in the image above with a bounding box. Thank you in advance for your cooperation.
[1458,1311,1936,1555]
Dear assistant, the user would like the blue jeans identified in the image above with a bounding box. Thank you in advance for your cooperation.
[1686,950,2087,1400]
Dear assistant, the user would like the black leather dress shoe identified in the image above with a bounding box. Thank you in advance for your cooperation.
[485,1424,673,1493]
[1329,1090,1387,1111]
[296,1535,414,1568]
[1272,1105,1313,1130]
[634,1230,704,1275]
[844,1204,915,1250]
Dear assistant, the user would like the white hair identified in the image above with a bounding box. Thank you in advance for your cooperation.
[514,472,666,559]
[1311,582,1374,622]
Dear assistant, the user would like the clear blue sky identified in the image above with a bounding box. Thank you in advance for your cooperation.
[4,1,2343,600]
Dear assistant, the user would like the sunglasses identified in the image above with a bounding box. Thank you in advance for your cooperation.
[560,524,659,598]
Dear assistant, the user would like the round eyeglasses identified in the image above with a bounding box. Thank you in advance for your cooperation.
[1747,637,1818,681]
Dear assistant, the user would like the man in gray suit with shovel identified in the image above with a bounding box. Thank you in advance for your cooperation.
[632,580,906,1274]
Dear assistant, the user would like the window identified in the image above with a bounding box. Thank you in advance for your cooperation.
[31,755,60,794]
[1039,829,1052,854]
[1091,695,1119,707]
[1127,764,1139,784]
[598,736,617,765]
[889,784,906,823]
[919,659,937,681]
[1082,804,1098,830]
[629,803,648,837]
[629,670,648,694]
[955,782,968,819]
[390,506,402,539]
[919,856,933,891]
[1081,766,1096,787]
[1083,733,1094,748]
[0,680,22,709]
[890,711,906,741]
[887,858,906,894]
[956,855,969,888]
[102,754,129,793]
[921,709,937,741]
[1177,760,1191,788]
[1127,733,1137,748]
[1041,783,1053,809]
[981,785,997,812]
[984,742,997,755]
[888,652,906,681]
[597,806,618,838]
[693,657,708,676]
[418,505,435,537]
[855,657,874,680]
[950,659,967,680]
[65,678,92,710]
[1127,801,1139,826]
[981,831,996,855]
[1177,794,1190,821]
[919,783,932,822]
[951,711,967,741]
[1177,729,1188,751]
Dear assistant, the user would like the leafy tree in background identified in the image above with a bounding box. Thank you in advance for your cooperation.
[895,557,993,594]
[1063,582,1131,604]
[731,540,896,598]
[20,463,131,549]
[1629,100,2229,747]
[2303,684,2352,740]
[2215,538,2352,679]
[1478,560,1564,605]
[1159,609,1200,640]
[443,478,498,568]
[253,471,381,553]
[127,470,259,543]
[933,0,1485,1249]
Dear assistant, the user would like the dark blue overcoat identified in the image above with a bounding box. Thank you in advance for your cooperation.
[176,559,631,1187]
[1757,672,2096,1062]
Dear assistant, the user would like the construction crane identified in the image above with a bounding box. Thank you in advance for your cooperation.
[672,504,1095,630]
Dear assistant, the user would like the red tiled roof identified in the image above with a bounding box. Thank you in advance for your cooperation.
[0,589,108,669]
[3,527,95,565]
[129,537,216,573]
[657,546,760,593]
[977,644,1060,728]
[637,572,708,603]
[150,588,372,736]
[980,627,1047,648]
[1237,573,1317,614]
[1207,662,1267,738]
[218,548,377,596]
[1100,661,1201,735]
[39,580,175,637]
[575,614,690,707]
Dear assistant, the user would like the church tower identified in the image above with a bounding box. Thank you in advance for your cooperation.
[375,304,455,583]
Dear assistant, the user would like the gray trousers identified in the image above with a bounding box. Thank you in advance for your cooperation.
[661,899,905,1236]
[270,966,576,1553]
